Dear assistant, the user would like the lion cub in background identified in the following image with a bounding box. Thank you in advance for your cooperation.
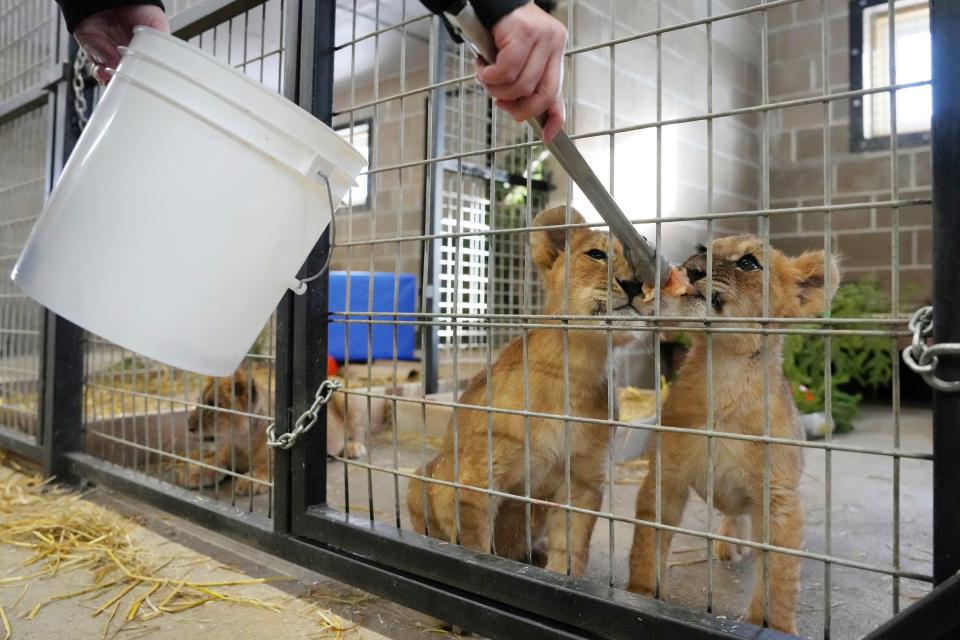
[407,206,647,575]
[628,236,839,634]
[178,370,270,495]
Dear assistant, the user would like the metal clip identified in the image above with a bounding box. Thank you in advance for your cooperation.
[266,378,342,449]
[902,306,960,393]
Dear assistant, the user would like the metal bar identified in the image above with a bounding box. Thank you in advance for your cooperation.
[328,197,931,248]
[567,0,804,57]
[820,0,834,634]
[605,0,617,587]
[170,0,266,40]
[862,570,960,639]
[333,12,429,50]
[704,0,716,615]
[886,0,902,618]
[339,0,356,517]
[389,0,408,531]
[301,506,799,640]
[270,0,307,534]
[363,0,382,522]
[38,55,84,481]
[0,73,61,126]
[325,309,912,326]
[349,79,932,175]
[653,0,664,600]
[40,310,84,479]
[422,20,447,395]
[324,317,911,338]
[290,0,336,532]
[87,430,271,487]
[334,386,930,457]
[0,424,42,460]
[931,0,960,586]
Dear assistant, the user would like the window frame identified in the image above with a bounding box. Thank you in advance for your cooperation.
[849,0,931,152]
[333,117,373,211]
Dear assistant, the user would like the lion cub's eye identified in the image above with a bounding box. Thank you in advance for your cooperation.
[736,254,762,271]
[585,248,607,261]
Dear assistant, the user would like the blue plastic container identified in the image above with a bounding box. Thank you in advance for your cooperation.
[328,271,417,362]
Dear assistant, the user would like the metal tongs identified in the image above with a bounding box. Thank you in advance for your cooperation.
[444,3,671,286]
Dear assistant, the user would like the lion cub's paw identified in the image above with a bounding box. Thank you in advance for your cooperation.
[714,539,750,563]
[233,475,269,495]
[344,440,367,459]
[176,464,219,489]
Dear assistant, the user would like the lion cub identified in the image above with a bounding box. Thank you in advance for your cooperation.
[177,370,270,495]
[407,206,647,575]
[627,236,839,634]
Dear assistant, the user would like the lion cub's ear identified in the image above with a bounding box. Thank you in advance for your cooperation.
[789,250,841,317]
[531,206,587,271]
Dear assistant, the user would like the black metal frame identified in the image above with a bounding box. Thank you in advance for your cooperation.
[0,0,958,638]
[929,0,960,587]
[849,0,932,152]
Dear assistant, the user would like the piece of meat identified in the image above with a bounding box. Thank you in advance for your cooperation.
[641,265,696,302]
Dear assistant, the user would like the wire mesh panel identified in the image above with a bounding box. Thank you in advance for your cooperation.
[322,0,934,637]
[0,104,48,441]
[80,0,288,518]
[0,0,58,101]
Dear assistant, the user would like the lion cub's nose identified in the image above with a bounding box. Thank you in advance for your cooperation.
[617,278,644,301]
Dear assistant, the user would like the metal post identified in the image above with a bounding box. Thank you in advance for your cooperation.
[272,0,312,536]
[423,23,447,396]
[41,39,85,481]
[931,0,960,586]
[288,0,335,532]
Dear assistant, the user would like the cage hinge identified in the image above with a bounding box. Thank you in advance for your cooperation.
[902,306,960,393]
[266,378,342,449]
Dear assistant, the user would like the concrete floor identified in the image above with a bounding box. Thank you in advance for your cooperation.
[327,403,934,640]
[0,472,464,640]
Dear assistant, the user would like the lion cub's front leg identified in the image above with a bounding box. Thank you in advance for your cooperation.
[543,481,602,576]
[746,488,803,635]
[628,434,694,596]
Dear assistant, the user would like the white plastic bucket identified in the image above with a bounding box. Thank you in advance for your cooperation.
[12,27,365,376]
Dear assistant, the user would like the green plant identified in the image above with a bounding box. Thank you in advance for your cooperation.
[782,278,896,433]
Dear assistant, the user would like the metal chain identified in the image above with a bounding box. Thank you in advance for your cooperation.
[266,378,342,449]
[902,306,960,393]
[72,47,90,131]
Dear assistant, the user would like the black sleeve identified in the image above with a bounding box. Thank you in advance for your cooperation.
[420,0,528,28]
[56,1,165,33]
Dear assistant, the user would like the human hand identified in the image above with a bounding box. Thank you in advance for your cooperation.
[74,5,170,85]
[474,2,567,141]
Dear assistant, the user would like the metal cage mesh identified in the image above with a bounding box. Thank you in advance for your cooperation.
[325,1,934,637]
[0,0,58,101]
[0,104,48,441]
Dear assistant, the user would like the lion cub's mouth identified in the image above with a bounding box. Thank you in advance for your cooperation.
[591,300,642,316]
[689,288,724,312]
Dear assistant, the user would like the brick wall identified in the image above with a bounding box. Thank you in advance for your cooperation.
[767,0,932,305]
[330,2,768,283]
[331,68,430,279]
[551,0,764,261]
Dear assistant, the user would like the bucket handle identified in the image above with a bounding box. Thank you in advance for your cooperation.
[288,171,338,295]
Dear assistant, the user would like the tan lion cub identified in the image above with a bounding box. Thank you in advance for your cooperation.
[628,235,839,634]
[407,206,648,575]
[177,370,270,495]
